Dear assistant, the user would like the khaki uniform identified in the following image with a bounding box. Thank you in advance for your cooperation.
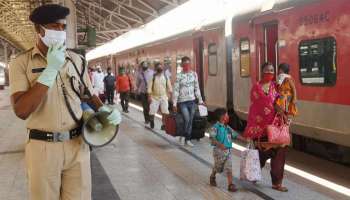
[9,46,93,200]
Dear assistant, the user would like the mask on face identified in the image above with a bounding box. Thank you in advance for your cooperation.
[182,63,190,72]
[262,73,274,83]
[277,73,291,85]
[39,26,66,47]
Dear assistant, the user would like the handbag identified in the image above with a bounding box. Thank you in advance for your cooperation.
[240,142,262,182]
[266,115,291,145]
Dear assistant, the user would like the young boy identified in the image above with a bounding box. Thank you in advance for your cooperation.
[209,108,249,192]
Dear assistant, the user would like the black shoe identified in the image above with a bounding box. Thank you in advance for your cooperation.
[150,121,155,129]
[145,120,150,124]
[161,125,165,130]
[125,110,129,113]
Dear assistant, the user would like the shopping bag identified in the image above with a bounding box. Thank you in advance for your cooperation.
[240,143,262,182]
[266,115,290,145]
[198,105,208,117]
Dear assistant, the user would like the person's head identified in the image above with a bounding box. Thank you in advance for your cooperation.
[278,63,290,75]
[96,66,102,73]
[119,67,125,75]
[30,4,70,50]
[181,56,191,72]
[214,108,229,124]
[154,62,163,74]
[140,61,148,71]
[107,67,112,75]
[261,62,275,83]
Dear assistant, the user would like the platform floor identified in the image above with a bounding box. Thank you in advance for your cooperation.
[0,88,349,200]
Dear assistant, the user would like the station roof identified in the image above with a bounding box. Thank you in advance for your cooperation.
[0,0,188,52]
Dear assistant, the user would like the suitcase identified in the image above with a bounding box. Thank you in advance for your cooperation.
[99,93,106,103]
[164,113,184,137]
[191,115,207,140]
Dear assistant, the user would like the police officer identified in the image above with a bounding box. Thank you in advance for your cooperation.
[8,4,121,200]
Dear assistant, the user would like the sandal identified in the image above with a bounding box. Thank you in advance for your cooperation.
[228,183,238,192]
[272,185,288,192]
[210,175,217,187]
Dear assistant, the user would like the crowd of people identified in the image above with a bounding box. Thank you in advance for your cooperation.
[89,57,298,193]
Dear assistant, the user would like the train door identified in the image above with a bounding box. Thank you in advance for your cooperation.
[193,37,205,100]
[264,23,278,66]
[258,22,278,80]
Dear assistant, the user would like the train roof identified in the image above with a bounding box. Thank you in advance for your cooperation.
[86,0,321,61]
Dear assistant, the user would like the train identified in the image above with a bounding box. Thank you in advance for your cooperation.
[87,0,350,165]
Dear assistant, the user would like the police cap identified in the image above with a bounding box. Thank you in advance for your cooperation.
[29,4,70,25]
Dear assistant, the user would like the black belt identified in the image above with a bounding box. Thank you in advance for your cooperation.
[29,127,82,142]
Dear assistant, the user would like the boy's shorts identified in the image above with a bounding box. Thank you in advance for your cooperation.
[149,97,169,115]
[213,147,232,174]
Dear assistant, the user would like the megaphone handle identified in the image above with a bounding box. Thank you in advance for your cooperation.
[87,95,104,112]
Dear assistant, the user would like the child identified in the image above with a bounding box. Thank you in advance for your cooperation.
[276,63,298,123]
[209,108,249,192]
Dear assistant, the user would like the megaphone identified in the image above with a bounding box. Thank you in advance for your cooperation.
[81,102,119,147]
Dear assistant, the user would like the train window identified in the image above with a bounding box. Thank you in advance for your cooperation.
[240,39,250,77]
[208,43,218,76]
[299,37,336,86]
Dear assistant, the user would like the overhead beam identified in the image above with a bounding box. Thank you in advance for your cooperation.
[137,0,159,16]
[159,0,179,6]
[121,0,158,17]
[108,0,144,23]
[81,0,137,27]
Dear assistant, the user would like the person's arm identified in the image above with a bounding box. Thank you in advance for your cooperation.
[193,73,203,104]
[167,77,173,94]
[289,78,297,103]
[172,76,180,108]
[10,45,65,120]
[209,127,226,150]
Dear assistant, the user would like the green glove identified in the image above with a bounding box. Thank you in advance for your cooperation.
[98,106,122,126]
[37,44,66,88]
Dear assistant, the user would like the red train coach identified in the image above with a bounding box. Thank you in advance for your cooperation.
[88,0,349,164]
[231,0,350,164]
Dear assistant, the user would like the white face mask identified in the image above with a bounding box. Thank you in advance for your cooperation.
[277,73,291,85]
[39,26,66,47]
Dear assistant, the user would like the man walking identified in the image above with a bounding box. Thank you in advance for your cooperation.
[104,67,116,105]
[173,56,204,147]
[116,67,133,112]
[136,61,154,124]
[147,63,172,129]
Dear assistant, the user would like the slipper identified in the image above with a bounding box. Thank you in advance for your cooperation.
[272,185,288,192]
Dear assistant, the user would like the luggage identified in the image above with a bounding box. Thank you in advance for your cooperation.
[99,93,106,103]
[191,114,207,140]
[266,115,290,145]
[164,113,184,137]
[240,143,262,182]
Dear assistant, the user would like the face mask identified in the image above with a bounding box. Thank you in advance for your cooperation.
[39,26,66,47]
[142,66,148,71]
[262,73,274,82]
[108,71,111,75]
[182,63,190,72]
[277,73,290,85]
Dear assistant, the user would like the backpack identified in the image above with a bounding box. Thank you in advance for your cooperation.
[152,72,168,92]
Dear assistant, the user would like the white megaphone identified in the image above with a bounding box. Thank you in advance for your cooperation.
[81,102,118,147]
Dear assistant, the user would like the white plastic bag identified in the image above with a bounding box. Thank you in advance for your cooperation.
[240,144,262,182]
[198,105,208,117]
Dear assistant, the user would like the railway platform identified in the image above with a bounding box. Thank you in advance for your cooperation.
[0,87,349,200]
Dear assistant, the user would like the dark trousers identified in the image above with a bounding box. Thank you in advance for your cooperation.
[259,147,287,185]
[120,91,130,111]
[140,93,150,123]
[179,100,196,141]
[106,86,115,104]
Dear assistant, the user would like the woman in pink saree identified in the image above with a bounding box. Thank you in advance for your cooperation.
[244,62,288,192]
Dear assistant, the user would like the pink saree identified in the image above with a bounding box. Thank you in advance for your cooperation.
[244,81,278,139]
